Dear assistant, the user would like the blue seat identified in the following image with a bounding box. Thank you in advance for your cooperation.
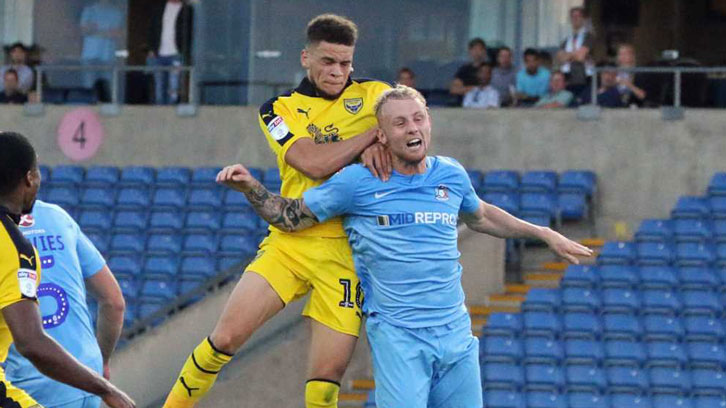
[263,168,281,184]
[715,220,726,242]
[682,290,721,317]
[179,256,216,281]
[188,188,223,209]
[718,244,726,266]
[481,336,523,363]
[598,241,636,265]
[611,394,652,408]
[695,396,726,408]
[85,232,109,254]
[603,314,642,341]
[526,391,566,408]
[607,366,648,393]
[113,210,147,232]
[643,315,685,342]
[709,196,726,218]
[116,188,151,209]
[149,211,184,231]
[123,304,137,328]
[523,337,563,365]
[66,88,97,104]
[47,186,80,208]
[39,165,51,182]
[567,392,608,408]
[646,341,688,368]
[604,340,646,367]
[482,170,519,192]
[482,192,520,215]
[653,396,694,408]
[466,169,484,190]
[137,302,165,320]
[561,265,598,288]
[636,242,675,265]
[178,280,205,299]
[562,312,602,340]
[672,196,711,219]
[565,366,606,391]
[80,187,115,208]
[182,233,218,255]
[599,265,639,288]
[635,219,673,243]
[639,266,678,289]
[525,364,564,391]
[521,171,558,193]
[107,255,142,278]
[218,256,245,272]
[564,339,604,366]
[146,233,182,254]
[678,267,719,289]
[523,312,560,339]
[561,288,600,313]
[557,192,587,220]
[78,210,112,232]
[219,233,258,257]
[85,166,119,185]
[143,256,179,278]
[684,316,726,342]
[117,277,139,301]
[674,219,714,243]
[520,193,557,218]
[642,289,681,315]
[677,242,716,266]
[484,313,522,338]
[140,279,176,302]
[521,213,551,228]
[601,288,640,314]
[120,166,155,186]
[691,369,726,396]
[222,211,259,232]
[191,167,222,186]
[156,167,191,185]
[558,170,596,197]
[522,289,560,312]
[185,211,222,231]
[481,363,524,390]
[50,165,84,185]
[484,390,524,408]
[688,342,726,369]
[707,172,726,196]
[110,233,145,254]
[152,188,186,209]
[223,189,253,210]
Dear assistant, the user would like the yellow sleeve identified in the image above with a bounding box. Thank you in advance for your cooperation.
[258,97,311,164]
[0,247,39,310]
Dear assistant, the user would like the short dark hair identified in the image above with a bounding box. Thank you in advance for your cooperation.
[468,38,486,49]
[306,14,358,46]
[0,132,36,196]
[398,67,415,77]
[3,69,18,80]
[570,6,586,17]
[597,60,618,69]
[497,46,512,55]
[8,42,28,53]
[523,48,539,58]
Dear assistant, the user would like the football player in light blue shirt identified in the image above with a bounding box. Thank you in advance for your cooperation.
[216,85,592,407]
[6,200,126,408]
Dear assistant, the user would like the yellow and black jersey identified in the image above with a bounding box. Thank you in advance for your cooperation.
[0,206,41,380]
[258,77,391,238]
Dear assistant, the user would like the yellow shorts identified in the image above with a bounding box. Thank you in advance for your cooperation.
[245,231,362,337]
[0,380,41,408]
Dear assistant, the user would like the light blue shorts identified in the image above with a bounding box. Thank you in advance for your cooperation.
[366,313,482,408]
[49,396,101,408]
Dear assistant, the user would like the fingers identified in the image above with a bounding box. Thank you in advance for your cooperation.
[362,150,380,179]
[382,147,392,180]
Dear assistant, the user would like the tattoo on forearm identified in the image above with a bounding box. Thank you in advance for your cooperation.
[243,180,318,232]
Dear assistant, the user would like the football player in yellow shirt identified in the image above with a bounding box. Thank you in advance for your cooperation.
[163,14,392,408]
[0,131,135,408]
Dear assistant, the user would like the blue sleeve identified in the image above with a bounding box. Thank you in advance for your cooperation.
[303,166,358,222]
[74,220,106,279]
[460,173,481,214]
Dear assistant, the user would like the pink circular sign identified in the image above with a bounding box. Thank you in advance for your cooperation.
[57,108,105,162]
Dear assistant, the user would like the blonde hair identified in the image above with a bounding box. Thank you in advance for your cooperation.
[374,85,427,119]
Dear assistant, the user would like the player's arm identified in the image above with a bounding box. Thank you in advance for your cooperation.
[3,300,135,408]
[460,200,593,264]
[217,164,319,233]
[86,265,125,379]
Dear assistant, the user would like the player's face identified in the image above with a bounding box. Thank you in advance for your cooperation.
[301,41,354,99]
[378,98,431,166]
[21,165,41,215]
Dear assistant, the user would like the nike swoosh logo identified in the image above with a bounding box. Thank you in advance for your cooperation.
[374,191,396,199]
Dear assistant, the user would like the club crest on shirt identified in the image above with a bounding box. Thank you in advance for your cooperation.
[19,214,34,228]
[343,98,363,115]
[435,184,450,201]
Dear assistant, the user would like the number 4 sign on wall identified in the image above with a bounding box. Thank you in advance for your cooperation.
[57,108,105,162]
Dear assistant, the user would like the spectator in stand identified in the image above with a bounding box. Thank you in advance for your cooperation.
[539,50,554,71]
[147,0,194,104]
[515,48,550,106]
[491,47,516,106]
[0,69,28,104]
[534,71,573,108]
[578,62,626,108]
[396,67,416,88]
[449,38,488,97]
[0,43,34,94]
[80,0,125,101]
[462,63,499,109]
[556,6,594,96]
[616,43,647,107]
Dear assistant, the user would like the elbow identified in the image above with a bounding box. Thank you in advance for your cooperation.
[297,163,329,181]
[15,338,43,362]
[100,295,126,317]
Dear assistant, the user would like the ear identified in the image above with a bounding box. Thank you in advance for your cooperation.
[300,48,309,69]
[376,128,387,145]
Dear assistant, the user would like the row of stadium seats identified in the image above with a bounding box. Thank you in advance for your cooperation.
[562,265,726,290]
[78,211,267,235]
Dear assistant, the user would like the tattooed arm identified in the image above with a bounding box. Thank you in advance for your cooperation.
[216,164,319,232]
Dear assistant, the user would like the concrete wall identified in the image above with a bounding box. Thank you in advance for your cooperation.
[6,106,726,235]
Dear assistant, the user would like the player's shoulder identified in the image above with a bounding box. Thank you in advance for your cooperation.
[258,89,296,118]
[335,163,373,180]
[0,210,36,269]
[434,156,467,172]
[351,77,393,94]
[33,200,73,222]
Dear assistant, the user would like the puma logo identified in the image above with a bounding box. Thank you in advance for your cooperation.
[297,107,311,119]
[19,254,34,265]
[179,376,200,397]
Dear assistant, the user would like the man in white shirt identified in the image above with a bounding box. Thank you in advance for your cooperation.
[0,43,34,94]
[463,63,500,109]
[146,0,194,104]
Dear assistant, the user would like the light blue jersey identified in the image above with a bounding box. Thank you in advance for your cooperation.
[5,201,105,407]
[304,156,480,328]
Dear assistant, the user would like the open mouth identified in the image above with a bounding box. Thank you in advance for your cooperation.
[406,138,422,148]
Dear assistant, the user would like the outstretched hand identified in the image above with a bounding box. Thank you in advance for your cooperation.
[216,164,258,193]
[543,229,594,264]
